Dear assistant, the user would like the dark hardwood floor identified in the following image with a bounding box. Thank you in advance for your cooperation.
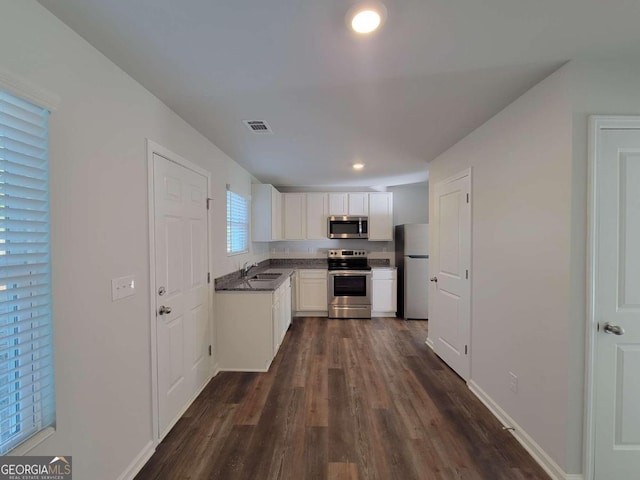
[135,317,550,480]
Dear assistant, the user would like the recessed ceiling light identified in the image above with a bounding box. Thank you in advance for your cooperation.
[347,3,387,34]
[353,163,365,170]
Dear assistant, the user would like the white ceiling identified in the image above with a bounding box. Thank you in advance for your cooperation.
[38,0,640,187]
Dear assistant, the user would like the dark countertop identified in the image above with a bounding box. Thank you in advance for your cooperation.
[215,257,392,292]
[216,267,295,292]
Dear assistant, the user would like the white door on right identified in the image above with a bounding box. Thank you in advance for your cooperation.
[430,170,471,380]
[594,127,640,478]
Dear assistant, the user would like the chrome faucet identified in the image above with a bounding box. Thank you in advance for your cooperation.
[241,262,259,278]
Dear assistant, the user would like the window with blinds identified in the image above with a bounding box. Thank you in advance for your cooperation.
[0,89,55,454]
[226,189,249,255]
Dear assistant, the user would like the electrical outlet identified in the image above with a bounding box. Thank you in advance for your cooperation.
[509,372,518,393]
[112,275,136,301]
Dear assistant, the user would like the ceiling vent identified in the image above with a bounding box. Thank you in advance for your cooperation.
[243,120,273,134]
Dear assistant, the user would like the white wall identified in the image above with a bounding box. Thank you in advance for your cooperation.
[563,58,640,475]
[0,1,263,478]
[388,182,429,225]
[429,58,640,476]
[428,67,575,472]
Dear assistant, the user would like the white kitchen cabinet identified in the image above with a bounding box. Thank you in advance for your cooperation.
[273,277,293,352]
[348,193,369,216]
[251,184,282,241]
[296,269,328,315]
[217,277,292,371]
[329,192,369,216]
[306,193,329,240]
[281,280,292,340]
[328,193,348,216]
[368,192,393,241]
[372,267,397,317]
[283,193,306,240]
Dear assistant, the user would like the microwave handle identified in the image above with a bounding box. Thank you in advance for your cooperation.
[358,219,362,237]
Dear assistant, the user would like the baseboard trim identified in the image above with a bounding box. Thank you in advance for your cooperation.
[294,311,328,317]
[425,337,434,350]
[219,367,269,373]
[117,440,155,480]
[468,381,582,480]
[372,311,397,317]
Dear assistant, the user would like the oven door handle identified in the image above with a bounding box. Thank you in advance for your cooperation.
[328,271,372,276]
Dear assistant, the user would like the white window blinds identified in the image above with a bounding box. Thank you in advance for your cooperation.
[0,89,55,454]
[226,189,249,255]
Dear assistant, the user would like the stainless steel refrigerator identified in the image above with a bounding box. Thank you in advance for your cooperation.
[395,224,429,319]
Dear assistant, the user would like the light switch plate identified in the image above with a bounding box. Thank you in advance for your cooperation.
[112,275,135,301]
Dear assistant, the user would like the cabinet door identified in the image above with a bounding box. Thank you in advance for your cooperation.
[372,278,397,313]
[279,279,291,343]
[272,292,281,355]
[272,188,282,240]
[252,184,280,241]
[348,193,369,216]
[328,193,348,216]
[306,193,328,240]
[283,193,306,239]
[368,192,393,241]
[297,270,328,312]
[284,280,292,330]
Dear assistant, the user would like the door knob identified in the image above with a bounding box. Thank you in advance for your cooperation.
[430,276,438,283]
[158,305,172,315]
[603,323,624,335]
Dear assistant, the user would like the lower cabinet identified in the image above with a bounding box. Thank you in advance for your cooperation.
[273,277,292,354]
[295,269,328,315]
[372,268,397,317]
[217,276,292,372]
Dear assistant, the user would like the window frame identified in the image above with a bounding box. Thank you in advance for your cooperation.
[226,189,249,256]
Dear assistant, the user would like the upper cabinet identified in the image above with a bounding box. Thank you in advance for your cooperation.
[368,192,393,241]
[328,193,348,216]
[348,193,369,216]
[306,193,328,240]
[252,184,282,241]
[255,188,393,242]
[283,193,306,240]
[328,192,368,216]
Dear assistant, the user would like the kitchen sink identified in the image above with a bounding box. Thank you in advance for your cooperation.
[249,273,282,280]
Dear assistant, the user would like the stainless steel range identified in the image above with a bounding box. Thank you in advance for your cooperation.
[327,249,372,319]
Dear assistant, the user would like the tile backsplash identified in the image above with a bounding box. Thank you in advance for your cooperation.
[268,239,394,264]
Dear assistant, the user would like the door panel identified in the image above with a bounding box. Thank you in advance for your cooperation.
[154,153,210,438]
[619,153,640,307]
[167,317,184,392]
[594,129,640,478]
[431,171,470,380]
[165,217,183,296]
[439,192,461,276]
[614,346,640,445]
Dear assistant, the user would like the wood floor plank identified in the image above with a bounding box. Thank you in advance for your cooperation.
[134,318,550,480]
[304,427,328,480]
[305,354,329,427]
[327,367,357,463]
[328,462,359,480]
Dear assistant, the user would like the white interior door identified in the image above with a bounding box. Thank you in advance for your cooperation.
[593,127,640,478]
[153,153,210,438]
[430,170,471,380]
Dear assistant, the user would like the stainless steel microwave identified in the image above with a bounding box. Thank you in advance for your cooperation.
[327,216,369,239]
